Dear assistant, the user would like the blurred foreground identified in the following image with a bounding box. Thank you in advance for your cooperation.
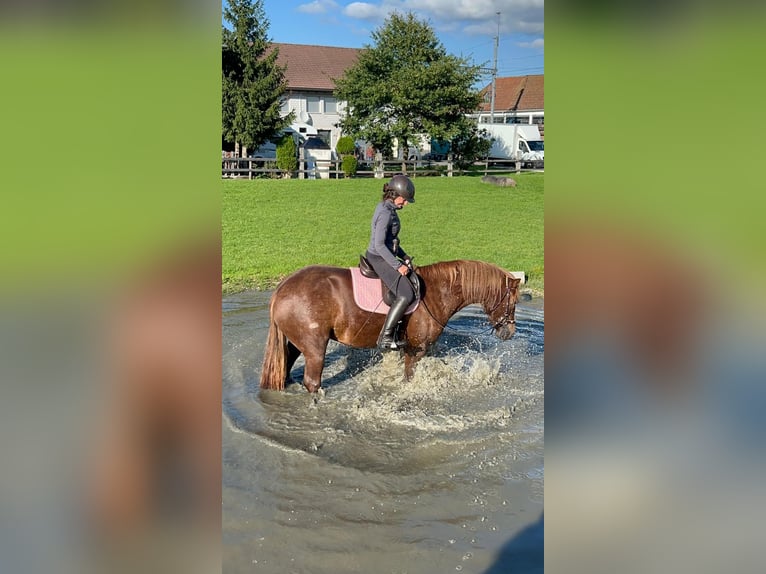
[0,3,221,572]
[546,2,766,572]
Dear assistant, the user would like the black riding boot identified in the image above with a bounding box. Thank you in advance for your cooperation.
[377,295,410,351]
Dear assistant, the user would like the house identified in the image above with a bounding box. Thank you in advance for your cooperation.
[271,44,544,151]
[472,75,544,137]
[273,43,362,151]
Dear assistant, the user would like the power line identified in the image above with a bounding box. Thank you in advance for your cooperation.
[498,66,545,74]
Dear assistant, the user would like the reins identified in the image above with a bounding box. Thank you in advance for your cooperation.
[419,273,515,336]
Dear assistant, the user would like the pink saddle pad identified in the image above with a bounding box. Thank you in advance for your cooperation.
[349,267,419,315]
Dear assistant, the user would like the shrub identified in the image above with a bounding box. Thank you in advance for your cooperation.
[341,155,358,177]
[336,135,356,157]
[276,135,297,177]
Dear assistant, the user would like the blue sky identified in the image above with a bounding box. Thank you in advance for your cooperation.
[258,0,543,83]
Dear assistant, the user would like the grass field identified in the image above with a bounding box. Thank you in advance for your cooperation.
[223,174,544,294]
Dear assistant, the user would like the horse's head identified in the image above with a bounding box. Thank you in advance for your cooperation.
[486,274,521,340]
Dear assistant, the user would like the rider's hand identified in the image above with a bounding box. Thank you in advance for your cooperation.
[397,264,409,276]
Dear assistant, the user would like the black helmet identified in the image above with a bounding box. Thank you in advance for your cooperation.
[389,174,415,203]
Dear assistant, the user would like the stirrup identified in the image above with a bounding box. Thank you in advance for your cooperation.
[377,333,405,351]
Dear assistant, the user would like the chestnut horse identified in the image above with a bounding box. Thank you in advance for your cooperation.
[260,260,521,393]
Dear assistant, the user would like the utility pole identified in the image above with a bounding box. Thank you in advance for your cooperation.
[489,11,500,124]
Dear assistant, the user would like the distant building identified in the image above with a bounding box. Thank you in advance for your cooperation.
[270,44,544,150]
[273,43,362,151]
[472,75,544,137]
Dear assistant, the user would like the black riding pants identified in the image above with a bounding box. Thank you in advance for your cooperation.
[365,252,416,304]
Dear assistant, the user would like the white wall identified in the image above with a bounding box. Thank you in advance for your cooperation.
[282,92,345,149]
[471,110,545,126]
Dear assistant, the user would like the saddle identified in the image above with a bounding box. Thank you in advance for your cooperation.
[359,254,420,308]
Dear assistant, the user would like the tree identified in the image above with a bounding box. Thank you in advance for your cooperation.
[275,134,297,177]
[341,155,359,178]
[335,135,358,177]
[334,12,483,172]
[444,127,493,170]
[335,135,356,157]
[222,0,292,155]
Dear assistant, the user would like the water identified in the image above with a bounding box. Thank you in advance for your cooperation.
[223,291,544,573]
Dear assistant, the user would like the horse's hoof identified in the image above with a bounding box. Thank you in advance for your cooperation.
[311,388,325,404]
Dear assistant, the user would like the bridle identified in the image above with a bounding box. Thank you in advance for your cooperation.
[488,275,516,330]
[419,273,516,334]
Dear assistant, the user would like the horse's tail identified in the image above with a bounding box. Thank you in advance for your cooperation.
[260,299,288,391]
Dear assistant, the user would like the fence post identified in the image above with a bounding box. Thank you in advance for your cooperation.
[374,152,384,179]
[299,147,305,180]
[447,153,453,177]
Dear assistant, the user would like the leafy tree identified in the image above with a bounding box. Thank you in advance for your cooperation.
[222,0,292,155]
[275,134,297,177]
[334,12,482,172]
[341,155,358,178]
[444,127,493,170]
[335,135,356,157]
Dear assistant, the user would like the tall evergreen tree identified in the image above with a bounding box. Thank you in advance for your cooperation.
[222,0,292,155]
[334,12,482,169]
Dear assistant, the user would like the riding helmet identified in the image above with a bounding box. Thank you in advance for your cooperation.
[389,174,415,203]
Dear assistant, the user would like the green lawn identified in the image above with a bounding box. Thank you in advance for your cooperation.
[223,174,544,294]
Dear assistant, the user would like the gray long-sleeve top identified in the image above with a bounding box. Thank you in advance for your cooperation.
[367,200,409,270]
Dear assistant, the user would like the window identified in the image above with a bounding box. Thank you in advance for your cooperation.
[318,130,331,147]
[307,96,320,113]
[532,116,545,125]
[325,97,337,114]
[280,98,290,114]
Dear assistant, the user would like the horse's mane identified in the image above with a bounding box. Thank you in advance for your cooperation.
[419,260,509,305]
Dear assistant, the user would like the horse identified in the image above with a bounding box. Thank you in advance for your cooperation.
[260,260,521,394]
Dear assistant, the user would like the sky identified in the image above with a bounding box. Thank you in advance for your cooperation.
[258,0,544,84]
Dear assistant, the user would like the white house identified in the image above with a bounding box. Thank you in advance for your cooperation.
[252,44,545,154]
[273,43,361,151]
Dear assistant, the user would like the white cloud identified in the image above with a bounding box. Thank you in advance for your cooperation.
[297,0,339,15]
[518,38,544,49]
[341,0,544,38]
[343,2,389,20]
[465,18,543,37]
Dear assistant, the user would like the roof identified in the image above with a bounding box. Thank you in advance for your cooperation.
[273,43,362,92]
[478,74,544,113]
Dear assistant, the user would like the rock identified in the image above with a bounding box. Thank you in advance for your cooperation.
[481,175,517,187]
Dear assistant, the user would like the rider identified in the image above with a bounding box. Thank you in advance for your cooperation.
[366,174,417,351]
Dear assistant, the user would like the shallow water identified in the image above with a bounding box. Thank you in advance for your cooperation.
[222,291,544,573]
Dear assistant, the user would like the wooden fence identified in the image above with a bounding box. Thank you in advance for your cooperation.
[222,154,542,180]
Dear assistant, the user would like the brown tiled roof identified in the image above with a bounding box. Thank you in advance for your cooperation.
[478,74,544,112]
[272,43,362,92]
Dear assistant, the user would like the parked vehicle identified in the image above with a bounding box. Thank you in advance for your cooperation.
[482,124,544,166]
[249,121,320,159]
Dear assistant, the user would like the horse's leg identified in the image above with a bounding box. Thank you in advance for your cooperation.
[404,346,427,380]
[284,342,301,385]
[301,339,329,394]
